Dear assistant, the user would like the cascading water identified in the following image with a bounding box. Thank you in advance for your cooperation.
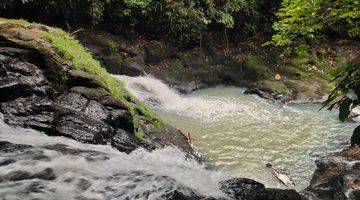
[114,75,358,189]
[0,114,229,199]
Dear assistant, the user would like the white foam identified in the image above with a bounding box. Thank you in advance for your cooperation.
[0,118,229,199]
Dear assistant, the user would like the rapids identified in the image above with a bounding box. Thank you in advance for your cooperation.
[115,75,357,189]
[0,114,229,199]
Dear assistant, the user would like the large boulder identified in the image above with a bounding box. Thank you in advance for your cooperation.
[0,19,193,156]
[219,178,268,200]
[305,147,360,200]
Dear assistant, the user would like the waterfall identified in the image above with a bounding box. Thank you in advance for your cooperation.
[113,75,273,123]
[0,115,229,199]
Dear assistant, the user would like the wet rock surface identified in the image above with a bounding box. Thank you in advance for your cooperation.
[219,178,307,200]
[0,35,192,156]
[219,178,268,200]
[305,147,360,200]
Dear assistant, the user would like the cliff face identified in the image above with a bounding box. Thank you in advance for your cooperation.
[0,18,193,155]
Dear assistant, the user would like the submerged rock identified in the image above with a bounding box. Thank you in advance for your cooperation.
[0,141,32,153]
[244,87,274,100]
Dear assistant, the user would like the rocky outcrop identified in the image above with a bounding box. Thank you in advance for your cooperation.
[0,19,193,156]
[219,178,306,200]
[304,147,360,200]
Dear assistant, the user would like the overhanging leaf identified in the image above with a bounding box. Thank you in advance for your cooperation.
[339,99,352,122]
[351,125,360,146]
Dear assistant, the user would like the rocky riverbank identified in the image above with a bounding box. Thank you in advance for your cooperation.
[0,18,194,155]
[77,28,359,103]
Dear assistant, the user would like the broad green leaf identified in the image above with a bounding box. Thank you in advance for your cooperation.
[339,99,352,122]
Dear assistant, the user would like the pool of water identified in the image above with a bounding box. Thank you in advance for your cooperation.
[117,75,357,189]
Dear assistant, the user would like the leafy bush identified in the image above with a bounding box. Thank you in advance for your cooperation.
[0,0,275,44]
[270,0,360,47]
[323,59,360,146]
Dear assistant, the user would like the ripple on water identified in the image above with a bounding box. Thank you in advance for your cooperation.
[115,75,356,189]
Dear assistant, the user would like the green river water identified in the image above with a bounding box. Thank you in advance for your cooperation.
[116,75,357,189]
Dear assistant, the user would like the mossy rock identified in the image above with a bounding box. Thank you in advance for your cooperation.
[258,80,288,93]
[0,18,195,155]
[67,69,107,89]
[243,56,270,81]
[144,41,172,64]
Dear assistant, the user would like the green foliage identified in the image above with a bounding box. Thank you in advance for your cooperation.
[1,0,109,24]
[323,59,360,146]
[1,0,276,44]
[243,55,269,80]
[270,0,360,47]
[107,39,118,55]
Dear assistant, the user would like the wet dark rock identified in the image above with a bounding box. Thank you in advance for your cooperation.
[107,109,133,132]
[1,170,31,182]
[266,188,305,200]
[111,129,138,153]
[0,158,16,166]
[0,56,49,102]
[244,88,274,100]
[77,178,92,190]
[70,86,109,102]
[1,95,55,132]
[56,92,88,112]
[163,190,208,200]
[32,155,51,161]
[121,58,143,76]
[0,77,34,101]
[67,69,106,89]
[83,100,108,121]
[30,168,56,180]
[305,147,360,200]
[27,181,45,193]
[100,95,128,110]
[0,141,32,153]
[1,95,55,131]
[219,178,268,200]
[350,189,360,199]
[54,111,113,144]
[42,144,109,160]
[1,95,54,115]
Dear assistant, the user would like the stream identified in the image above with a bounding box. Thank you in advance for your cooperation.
[116,75,357,189]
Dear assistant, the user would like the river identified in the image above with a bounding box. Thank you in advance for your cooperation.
[116,75,357,189]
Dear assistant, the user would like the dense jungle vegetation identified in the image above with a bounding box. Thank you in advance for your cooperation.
[1,0,359,45]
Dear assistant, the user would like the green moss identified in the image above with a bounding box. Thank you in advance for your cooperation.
[0,18,29,26]
[259,80,288,93]
[135,102,165,131]
[107,39,125,64]
[43,29,127,101]
[243,56,270,80]
[134,129,145,140]
[107,39,118,55]
[43,28,166,141]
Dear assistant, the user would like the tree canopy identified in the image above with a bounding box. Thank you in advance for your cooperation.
[270,0,360,47]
